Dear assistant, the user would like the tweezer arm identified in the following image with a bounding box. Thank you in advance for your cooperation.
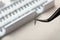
[36,8,60,22]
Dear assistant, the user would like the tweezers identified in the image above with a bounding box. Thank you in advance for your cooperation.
[35,8,60,24]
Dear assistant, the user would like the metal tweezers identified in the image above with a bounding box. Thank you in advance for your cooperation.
[35,8,60,24]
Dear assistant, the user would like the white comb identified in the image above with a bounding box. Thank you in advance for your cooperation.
[0,0,54,37]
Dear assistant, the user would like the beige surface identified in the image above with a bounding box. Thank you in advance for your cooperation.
[2,0,60,40]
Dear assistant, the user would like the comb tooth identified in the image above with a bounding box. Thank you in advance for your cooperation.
[7,6,10,9]
[0,1,5,8]
[5,15,8,18]
[26,3,29,7]
[18,8,21,11]
[0,18,2,22]
[0,11,1,14]
[24,4,27,8]
[0,27,2,32]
